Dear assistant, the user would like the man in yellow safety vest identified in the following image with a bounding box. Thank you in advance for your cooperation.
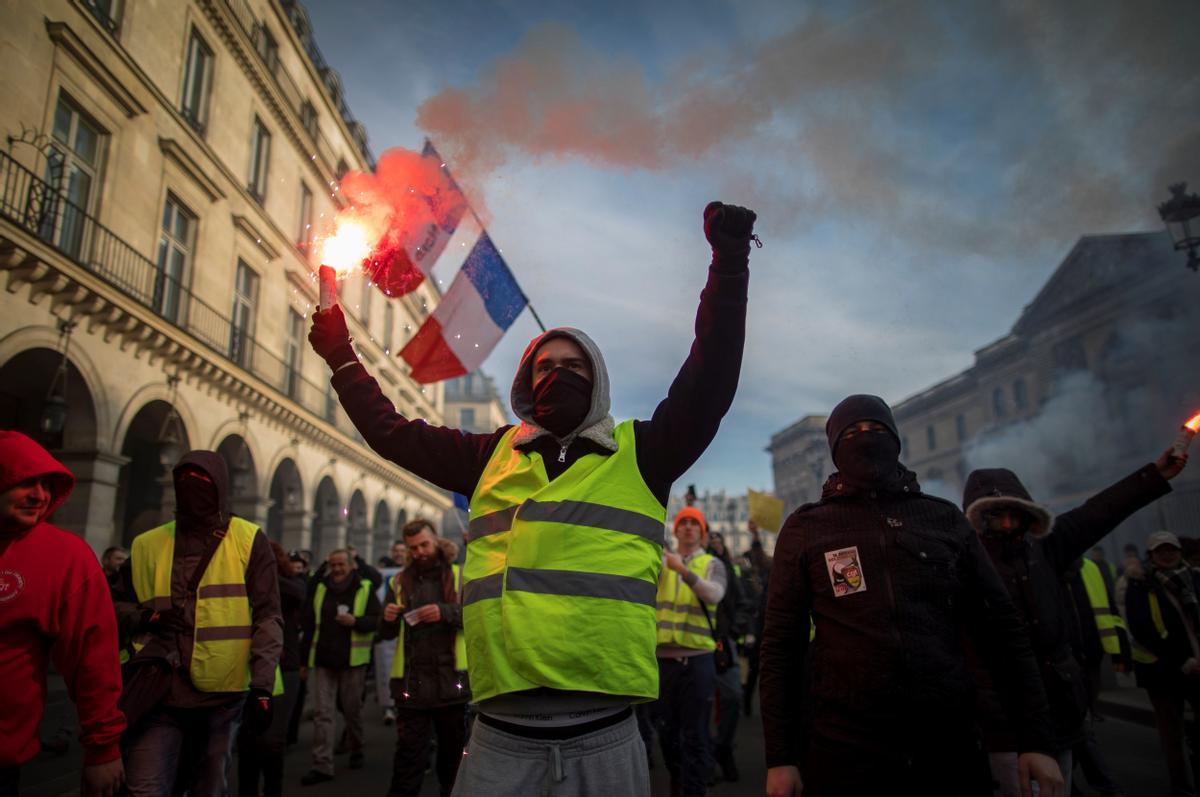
[654,506,727,797]
[117,451,282,797]
[379,519,469,797]
[309,200,757,795]
[298,549,381,785]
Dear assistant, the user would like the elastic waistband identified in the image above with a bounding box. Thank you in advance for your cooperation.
[478,707,633,740]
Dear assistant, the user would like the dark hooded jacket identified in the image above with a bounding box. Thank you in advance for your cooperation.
[113,452,283,707]
[961,463,1171,751]
[760,464,1055,769]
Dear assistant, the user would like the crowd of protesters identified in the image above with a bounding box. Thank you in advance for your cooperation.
[0,199,1197,797]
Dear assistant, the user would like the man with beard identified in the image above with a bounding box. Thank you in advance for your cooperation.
[761,395,1063,797]
[961,446,1186,795]
[117,452,282,796]
[378,519,468,797]
[308,201,756,795]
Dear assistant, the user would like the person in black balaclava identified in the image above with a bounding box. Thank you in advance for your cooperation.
[114,451,282,797]
[760,395,1065,797]
[308,200,758,797]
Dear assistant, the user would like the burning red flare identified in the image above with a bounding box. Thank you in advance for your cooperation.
[318,217,376,275]
[1186,412,1200,434]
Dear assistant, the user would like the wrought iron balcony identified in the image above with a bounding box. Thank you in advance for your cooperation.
[0,149,335,426]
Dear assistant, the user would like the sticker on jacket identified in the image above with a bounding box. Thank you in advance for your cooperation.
[825,547,866,597]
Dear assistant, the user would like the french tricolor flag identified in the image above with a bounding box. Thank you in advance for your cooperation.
[399,232,527,383]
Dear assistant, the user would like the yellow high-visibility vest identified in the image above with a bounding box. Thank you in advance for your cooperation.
[463,420,665,703]
[656,553,718,651]
[1080,559,1125,656]
[309,578,374,667]
[390,564,468,678]
[131,517,259,693]
[1132,590,1168,665]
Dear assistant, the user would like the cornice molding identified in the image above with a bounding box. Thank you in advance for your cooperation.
[233,214,281,260]
[158,137,225,202]
[44,19,148,118]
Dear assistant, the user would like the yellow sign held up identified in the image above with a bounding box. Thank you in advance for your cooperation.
[747,489,785,533]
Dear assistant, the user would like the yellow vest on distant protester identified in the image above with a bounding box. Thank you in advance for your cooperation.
[656,553,718,651]
[309,578,374,667]
[390,564,468,678]
[463,420,666,703]
[1131,590,1168,665]
[130,517,259,693]
[1080,559,1126,656]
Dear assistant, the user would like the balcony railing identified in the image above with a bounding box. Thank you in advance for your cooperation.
[0,149,339,429]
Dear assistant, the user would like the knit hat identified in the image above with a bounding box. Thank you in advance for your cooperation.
[825,395,901,458]
[673,506,708,538]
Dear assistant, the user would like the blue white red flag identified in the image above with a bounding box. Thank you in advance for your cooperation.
[399,232,527,383]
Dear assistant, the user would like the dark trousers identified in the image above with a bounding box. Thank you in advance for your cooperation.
[713,661,742,754]
[123,698,244,797]
[0,766,17,797]
[1147,678,1200,795]
[803,731,991,797]
[655,654,716,797]
[237,670,301,797]
[388,704,467,797]
[742,643,760,715]
[1071,711,1121,796]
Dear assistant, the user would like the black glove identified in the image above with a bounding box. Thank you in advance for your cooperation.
[245,689,273,733]
[703,202,758,258]
[308,305,358,370]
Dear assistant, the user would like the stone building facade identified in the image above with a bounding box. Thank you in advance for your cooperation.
[0,0,451,560]
[443,370,510,433]
[766,414,833,514]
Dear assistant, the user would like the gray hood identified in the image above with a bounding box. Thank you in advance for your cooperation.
[509,327,617,452]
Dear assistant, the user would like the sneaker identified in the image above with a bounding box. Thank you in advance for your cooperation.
[300,770,333,786]
[349,752,364,770]
[383,707,396,725]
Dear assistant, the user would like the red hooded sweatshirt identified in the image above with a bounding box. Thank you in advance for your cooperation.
[0,431,125,766]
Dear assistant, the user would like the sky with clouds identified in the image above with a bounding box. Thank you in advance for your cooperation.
[302,0,1199,495]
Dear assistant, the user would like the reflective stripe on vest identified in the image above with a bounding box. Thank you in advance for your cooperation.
[130,517,259,692]
[1080,559,1124,656]
[463,420,665,703]
[390,564,468,679]
[309,579,374,667]
[1132,592,1168,665]
[655,553,718,651]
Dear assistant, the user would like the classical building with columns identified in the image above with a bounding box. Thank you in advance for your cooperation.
[0,0,452,559]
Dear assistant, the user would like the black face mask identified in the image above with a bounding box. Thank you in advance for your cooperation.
[175,471,222,532]
[835,431,901,488]
[531,367,592,439]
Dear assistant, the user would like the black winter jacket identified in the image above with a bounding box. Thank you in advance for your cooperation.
[760,469,1054,768]
[973,464,1170,751]
[1126,568,1200,690]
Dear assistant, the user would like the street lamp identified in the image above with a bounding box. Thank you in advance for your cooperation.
[1157,182,1200,272]
[157,374,185,467]
[38,318,77,439]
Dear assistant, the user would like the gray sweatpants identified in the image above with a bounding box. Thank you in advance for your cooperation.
[451,713,649,797]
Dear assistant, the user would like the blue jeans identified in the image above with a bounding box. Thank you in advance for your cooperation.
[123,698,244,797]
[655,654,716,797]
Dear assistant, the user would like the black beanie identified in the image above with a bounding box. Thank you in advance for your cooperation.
[825,394,901,458]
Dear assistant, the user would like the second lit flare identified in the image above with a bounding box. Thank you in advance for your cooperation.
[1174,412,1200,457]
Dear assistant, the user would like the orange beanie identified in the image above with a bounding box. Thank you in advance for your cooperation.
[673,506,708,538]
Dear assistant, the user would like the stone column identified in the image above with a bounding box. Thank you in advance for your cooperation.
[54,449,130,554]
[278,507,311,553]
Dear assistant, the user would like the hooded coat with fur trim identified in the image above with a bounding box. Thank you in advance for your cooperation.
[962,463,1172,751]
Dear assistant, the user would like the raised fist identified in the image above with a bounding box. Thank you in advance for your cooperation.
[704,202,758,255]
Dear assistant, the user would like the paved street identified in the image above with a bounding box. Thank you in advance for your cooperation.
[20,678,1180,796]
